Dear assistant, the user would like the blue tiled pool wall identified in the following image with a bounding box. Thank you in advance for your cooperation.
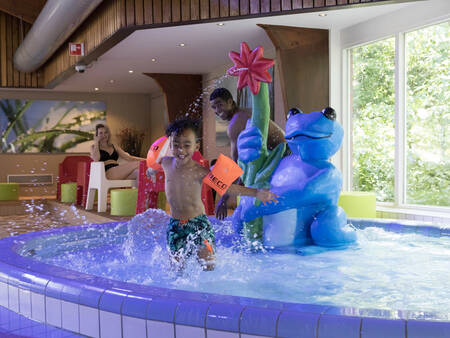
[0,220,448,338]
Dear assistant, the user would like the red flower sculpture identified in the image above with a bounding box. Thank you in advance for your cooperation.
[227,42,274,95]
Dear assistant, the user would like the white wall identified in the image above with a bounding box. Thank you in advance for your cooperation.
[148,92,168,144]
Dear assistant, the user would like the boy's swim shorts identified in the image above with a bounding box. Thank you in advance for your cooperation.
[167,214,216,255]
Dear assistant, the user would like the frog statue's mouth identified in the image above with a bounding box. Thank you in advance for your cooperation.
[285,130,332,141]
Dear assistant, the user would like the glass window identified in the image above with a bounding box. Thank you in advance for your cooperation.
[405,21,449,207]
[350,38,395,202]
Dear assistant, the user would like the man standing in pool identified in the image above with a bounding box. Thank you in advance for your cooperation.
[210,88,285,219]
[153,118,278,270]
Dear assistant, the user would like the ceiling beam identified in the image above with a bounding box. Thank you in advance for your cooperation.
[0,0,47,24]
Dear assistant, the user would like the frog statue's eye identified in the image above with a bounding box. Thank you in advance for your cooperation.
[322,107,336,121]
[287,107,303,120]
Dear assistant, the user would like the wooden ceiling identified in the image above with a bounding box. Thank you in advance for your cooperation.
[0,0,47,24]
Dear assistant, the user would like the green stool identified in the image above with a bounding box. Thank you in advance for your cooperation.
[0,183,19,201]
[338,191,376,218]
[61,183,77,203]
[110,188,137,216]
[157,192,167,210]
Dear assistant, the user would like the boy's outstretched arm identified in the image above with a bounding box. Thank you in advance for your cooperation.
[227,184,278,205]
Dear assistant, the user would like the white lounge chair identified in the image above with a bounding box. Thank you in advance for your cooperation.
[85,162,137,213]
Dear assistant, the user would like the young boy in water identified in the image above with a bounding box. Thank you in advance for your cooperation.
[156,118,278,271]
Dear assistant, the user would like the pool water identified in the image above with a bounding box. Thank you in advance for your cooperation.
[18,209,450,315]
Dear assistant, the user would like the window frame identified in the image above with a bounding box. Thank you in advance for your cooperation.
[344,20,450,214]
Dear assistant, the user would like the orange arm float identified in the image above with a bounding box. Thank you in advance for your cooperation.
[202,154,244,196]
[146,136,170,171]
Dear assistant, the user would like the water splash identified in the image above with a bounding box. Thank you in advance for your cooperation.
[184,73,231,118]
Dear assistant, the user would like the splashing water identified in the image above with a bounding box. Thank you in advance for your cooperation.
[1,200,90,237]
[16,208,450,315]
[184,74,231,118]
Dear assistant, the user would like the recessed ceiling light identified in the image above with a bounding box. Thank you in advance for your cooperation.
[128,70,134,73]
[217,23,225,26]
[109,79,114,83]
[94,87,99,91]
[178,43,185,47]
[318,13,327,17]
[151,58,156,62]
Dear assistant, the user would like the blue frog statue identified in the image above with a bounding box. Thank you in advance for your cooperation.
[233,106,357,248]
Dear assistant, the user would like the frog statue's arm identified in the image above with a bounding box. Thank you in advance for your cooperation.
[239,164,342,222]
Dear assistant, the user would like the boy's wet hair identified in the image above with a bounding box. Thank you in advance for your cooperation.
[166,118,201,140]
[210,88,233,102]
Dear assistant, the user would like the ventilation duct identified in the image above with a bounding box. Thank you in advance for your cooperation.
[13,0,103,73]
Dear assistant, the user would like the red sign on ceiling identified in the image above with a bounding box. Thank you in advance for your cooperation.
[69,43,84,56]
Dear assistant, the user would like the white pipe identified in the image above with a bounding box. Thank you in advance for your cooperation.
[14,0,103,73]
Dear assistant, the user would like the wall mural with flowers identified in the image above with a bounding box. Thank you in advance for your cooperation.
[0,99,106,153]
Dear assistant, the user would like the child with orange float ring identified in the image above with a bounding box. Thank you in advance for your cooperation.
[147,118,278,271]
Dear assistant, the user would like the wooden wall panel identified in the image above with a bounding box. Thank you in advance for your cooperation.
[260,24,329,114]
[240,0,249,16]
[292,0,302,9]
[191,0,200,20]
[314,0,325,7]
[126,0,136,26]
[250,0,260,15]
[6,14,12,86]
[182,0,190,21]
[220,0,229,17]
[172,0,181,22]
[12,15,19,86]
[200,0,209,19]
[143,0,153,24]
[120,0,127,27]
[135,0,144,24]
[282,0,291,11]
[210,0,220,18]
[271,0,281,12]
[230,0,239,16]
[163,0,172,22]
[303,0,313,8]
[154,0,163,23]
[190,0,200,21]
[0,12,6,86]
[0,0,416,88]
[0,11,39,88]
[144,73,203,122]
[261,0,270,13]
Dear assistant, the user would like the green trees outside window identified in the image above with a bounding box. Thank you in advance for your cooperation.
[406,22,449,207]
[351,38,395,203]
[350,21,449,207]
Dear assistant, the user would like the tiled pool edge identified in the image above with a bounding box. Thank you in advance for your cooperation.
[0,220,448,338]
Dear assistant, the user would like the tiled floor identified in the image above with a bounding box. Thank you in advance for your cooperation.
[0,199,132,238]
[0,198,134,337]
